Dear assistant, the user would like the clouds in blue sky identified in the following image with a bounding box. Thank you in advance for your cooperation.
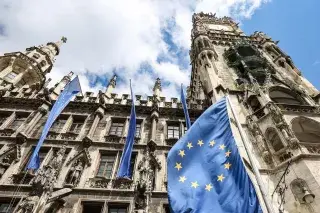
[0,0,270,98]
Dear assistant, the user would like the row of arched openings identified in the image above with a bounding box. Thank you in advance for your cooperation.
[266,116,320,152]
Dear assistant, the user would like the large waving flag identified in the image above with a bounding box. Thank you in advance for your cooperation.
[117,81,136,179]
[180,84,191,129]
[27,76,81,170]
[167,97,262,213]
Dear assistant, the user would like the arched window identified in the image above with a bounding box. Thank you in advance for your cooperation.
[247,96,261,112]
[291,116,320,143]
[265,128,284,152]
[269,87,305,105]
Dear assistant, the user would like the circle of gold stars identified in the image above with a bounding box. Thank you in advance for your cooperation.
[173,139,232,192]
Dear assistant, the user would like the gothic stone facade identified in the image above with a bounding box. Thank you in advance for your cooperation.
[0,12,320,213]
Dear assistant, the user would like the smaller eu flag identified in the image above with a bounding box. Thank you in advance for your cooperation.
[167,97,262,213]
[180,84,191,129]
[117,81,136,179]
[27,76,81,170]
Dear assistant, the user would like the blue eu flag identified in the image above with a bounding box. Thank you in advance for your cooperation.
[116,80,136,179]
[167,97,262,213]
[27,76,81,170]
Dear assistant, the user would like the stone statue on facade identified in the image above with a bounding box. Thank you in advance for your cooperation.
[65,159,83,186]
[16,195,40,213]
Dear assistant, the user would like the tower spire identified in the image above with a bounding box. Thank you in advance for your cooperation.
[153,77,162,100]
[105,74,117,98]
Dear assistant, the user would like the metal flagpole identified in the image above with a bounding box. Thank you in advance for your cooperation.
[226,95,275,213]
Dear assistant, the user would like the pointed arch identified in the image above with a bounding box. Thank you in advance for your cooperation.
[265,128,285,152]
[291,116,320,143]
[269,86,306,105]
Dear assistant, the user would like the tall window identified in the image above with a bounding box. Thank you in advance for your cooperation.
[51,116,68,132]
[7,113,28,130]
[129,154,136,177]
[97,154,116,178]
[69,116,85,133]
[135,123,141,138]
[109,121,124,137]
[21,147,50,171]
[167,124,180,139]
[108,205,127,213]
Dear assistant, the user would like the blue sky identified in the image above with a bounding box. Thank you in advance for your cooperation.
[242,0,320,89]
[0,0,319,97]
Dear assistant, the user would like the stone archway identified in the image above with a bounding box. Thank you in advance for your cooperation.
[291,116,320,143]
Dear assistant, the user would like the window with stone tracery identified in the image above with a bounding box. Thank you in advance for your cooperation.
[291,116,320,144]
[68,115,85,133]
[265,128,285,152]
[6,112,29,131]
[109,120,125,137]
[167,124,180,139]
[97,154,116,179]
[50,115,68,132]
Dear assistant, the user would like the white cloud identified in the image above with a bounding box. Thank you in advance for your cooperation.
[0,0,269,99]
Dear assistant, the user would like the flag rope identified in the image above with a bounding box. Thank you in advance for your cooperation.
[7,171,29,213]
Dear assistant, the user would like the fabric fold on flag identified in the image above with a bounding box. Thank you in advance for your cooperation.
[116,81,136,179]
[181,84,191,129]
[167,97,262,213]
[27,76,81,170]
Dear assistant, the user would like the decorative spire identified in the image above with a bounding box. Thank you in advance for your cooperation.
[105,74,117,97]
[55,36,68,48]
[153,77,162,99]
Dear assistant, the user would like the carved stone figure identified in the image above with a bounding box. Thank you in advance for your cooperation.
[16,195,40,213]
[65,160,83,186]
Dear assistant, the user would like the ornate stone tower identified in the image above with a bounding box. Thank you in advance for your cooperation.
[0,37,67,94]
[190,12,320,212]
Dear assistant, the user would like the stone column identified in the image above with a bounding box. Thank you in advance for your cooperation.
[25,104,50,135]
[150,110,159,143]
[82,107,104,147]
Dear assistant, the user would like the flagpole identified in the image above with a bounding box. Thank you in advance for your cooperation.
[226,95,275,213]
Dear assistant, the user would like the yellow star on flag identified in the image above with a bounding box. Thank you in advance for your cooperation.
[179,176,187,183]
[225,150,231,157]
[217,174,225,182]
[209,140,215,147]
[191,181,199,188]
[178,150,185,158]
[175,162,182,171]
[219,144,226,150]
[205,183,213,191]
[187,142,193,149]
[224,162,232,170]
[197,140,204,146]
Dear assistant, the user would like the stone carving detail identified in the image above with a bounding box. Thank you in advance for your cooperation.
[0,144,21,177]
[16,144,67,213]
[265,103,300,150]
[134,141,161,212]
[247,117,272,164]
[65,159,84,187]
[16,195,40,213]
